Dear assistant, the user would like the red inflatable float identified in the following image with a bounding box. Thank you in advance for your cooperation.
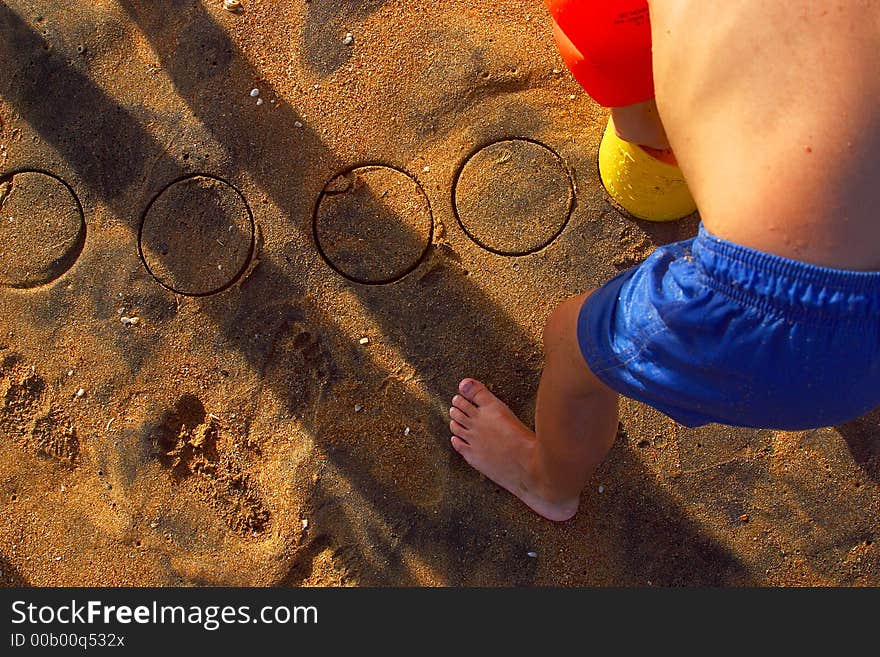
[545,0,655,107]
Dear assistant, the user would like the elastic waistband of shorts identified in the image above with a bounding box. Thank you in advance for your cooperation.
[691,224,880,325]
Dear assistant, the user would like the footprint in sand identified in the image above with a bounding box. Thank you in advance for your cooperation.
[148,393,270,535]
[0,352,78,466]
[261,316,337,421]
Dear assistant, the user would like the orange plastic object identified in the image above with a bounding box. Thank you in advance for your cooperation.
[545,0,654,107]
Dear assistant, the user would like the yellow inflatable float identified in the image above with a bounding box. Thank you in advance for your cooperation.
[598,116,697,222]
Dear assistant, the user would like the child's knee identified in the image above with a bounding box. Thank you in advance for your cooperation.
[543,291,593,357]
[543,290,613,396]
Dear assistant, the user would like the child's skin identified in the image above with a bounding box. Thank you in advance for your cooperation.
[610,99,669,150]
[449,0,880,521]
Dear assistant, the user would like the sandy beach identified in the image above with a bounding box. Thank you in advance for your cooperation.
[0,0,877,586]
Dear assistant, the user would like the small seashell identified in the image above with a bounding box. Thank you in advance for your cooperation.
[598,485,604,493]
[129,316,140,326]
[256,98,263,106]
[342,32,354,46]
[359,337,369,345]
[250,88,259,98]
[404,426,411,436]
[294,121,303,128]
[527,551,537,558]
[75,388,85,398]
[301,519,309,530]
[223,0,242,12]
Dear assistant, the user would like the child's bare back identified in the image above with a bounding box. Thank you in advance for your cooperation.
[649,0,880,270]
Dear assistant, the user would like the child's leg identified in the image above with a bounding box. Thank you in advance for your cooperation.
[449,292,619,522]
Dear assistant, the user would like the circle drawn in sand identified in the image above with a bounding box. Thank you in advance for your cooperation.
[313,165,433,284]
[0,170,85,288]
[139,175,255,296]
[453,139,574,255]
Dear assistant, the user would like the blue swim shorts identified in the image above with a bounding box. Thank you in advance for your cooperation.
[578,224,880,429]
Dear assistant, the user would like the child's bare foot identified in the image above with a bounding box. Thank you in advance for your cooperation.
[449,378,579,522]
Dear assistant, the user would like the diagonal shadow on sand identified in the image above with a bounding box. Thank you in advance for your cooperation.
[836,409,880,485]
[0,553,28,586]
[0,554,28,586]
